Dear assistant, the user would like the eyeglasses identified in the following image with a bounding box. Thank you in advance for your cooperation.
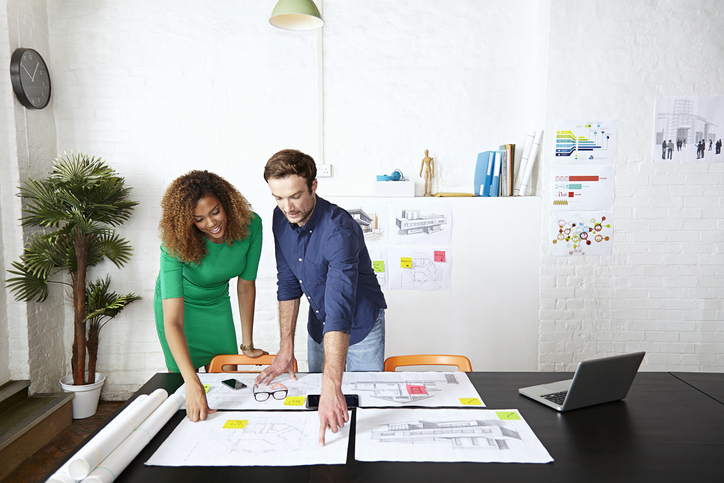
[253,383,288,402]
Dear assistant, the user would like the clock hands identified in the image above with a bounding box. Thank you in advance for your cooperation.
[21,61,40,82]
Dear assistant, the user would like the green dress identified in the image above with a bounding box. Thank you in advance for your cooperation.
[154,212,262,372]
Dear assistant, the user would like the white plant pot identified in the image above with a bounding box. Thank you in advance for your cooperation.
[60,373,106,419]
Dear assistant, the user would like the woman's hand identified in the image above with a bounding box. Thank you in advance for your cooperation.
[185,378,216,422]
[242,347,269,358]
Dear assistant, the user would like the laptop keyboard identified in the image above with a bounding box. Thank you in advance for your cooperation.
[541,391,568,406]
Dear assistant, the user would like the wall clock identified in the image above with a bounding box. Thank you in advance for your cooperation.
[10,48,51,109]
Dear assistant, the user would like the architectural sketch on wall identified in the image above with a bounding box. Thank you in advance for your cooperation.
[554,119,618,165]
[389,202,452,245]
[388,246,452,291]
[328,197,389,244]
[355,408,554,463]
[146,410,348,467]
[549,211,613,256]
[652,96,723,162]
[366,246,388,290]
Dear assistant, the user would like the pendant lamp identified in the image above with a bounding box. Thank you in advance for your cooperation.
[269,0,324,31]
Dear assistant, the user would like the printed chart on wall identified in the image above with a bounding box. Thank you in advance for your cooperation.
[652,96,724,162]
[551,165,615,210]
[388,246,452,291]
[554,119,618,165]
[549,211,613,256]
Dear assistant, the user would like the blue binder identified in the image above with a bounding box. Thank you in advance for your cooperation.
[474,151,495,196]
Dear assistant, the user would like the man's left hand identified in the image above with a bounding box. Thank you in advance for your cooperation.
[318,387,349,446]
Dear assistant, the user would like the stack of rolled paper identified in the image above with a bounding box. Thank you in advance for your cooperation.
[46,388,185,483]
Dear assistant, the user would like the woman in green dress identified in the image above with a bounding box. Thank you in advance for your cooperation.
[154,170,266,421]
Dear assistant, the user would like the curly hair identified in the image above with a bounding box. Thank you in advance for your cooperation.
[159,170,252,264]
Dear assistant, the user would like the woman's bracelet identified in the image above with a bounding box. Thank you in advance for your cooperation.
[239,343,254,351]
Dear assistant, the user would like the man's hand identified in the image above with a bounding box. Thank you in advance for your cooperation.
[185,379,215,422]
[318,386,349,446]
[255,349,297,386]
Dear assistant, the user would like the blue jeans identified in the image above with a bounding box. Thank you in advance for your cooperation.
[307,309,385,372]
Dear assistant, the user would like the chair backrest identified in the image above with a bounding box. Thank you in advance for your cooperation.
[208,354,298,373]
[384,354,472,372]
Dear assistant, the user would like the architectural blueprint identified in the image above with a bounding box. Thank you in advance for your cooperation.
[174,372,483,410]
[389,202,453,245]
[145,410,348,467]
[355,408,553,464]
[388,246,452,291]
[341,371,483,407]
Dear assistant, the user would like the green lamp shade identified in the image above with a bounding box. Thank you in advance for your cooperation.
[270,0,324,31]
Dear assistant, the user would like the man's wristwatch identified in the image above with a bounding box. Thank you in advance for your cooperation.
[239,343,254,351]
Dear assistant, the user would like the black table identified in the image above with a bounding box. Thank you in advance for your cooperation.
[670,371,724,405]
[47,372,724,482]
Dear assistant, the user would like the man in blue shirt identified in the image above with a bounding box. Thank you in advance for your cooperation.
[256,149,387,446]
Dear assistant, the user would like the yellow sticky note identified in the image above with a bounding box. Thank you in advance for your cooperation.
[496,411,521,420]
[401,257,413,268]
[459,398,482,406]
[203,384,210,394]
[284,396,306,406]
[373,260,385,273]
[223,419,248,429]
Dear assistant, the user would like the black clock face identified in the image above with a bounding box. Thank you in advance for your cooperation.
[10,48,51,109]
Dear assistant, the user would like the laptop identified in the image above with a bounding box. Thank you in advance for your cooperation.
[518,352,645,412]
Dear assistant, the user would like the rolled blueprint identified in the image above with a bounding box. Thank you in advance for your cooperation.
[67,388,168,479]
[83,392,185,483]
[45,395,148,483]
[513,132,535,196]
[517,130,543,196]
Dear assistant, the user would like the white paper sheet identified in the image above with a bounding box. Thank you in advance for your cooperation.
[178,372,484,410]
[145,410,349,467]
[355,408,553,464]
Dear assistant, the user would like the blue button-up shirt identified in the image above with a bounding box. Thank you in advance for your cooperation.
[273,196,387,345]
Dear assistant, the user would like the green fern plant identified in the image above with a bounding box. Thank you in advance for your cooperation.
[7,153,141,385]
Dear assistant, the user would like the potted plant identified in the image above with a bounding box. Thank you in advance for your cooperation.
[6,153,141,418]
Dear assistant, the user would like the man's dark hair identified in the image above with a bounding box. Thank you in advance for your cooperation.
[264,149,317,191]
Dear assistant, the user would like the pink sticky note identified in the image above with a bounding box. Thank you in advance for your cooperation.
[434,251,446,262]
[406,384,428,395]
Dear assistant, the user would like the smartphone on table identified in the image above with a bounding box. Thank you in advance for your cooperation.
[221,378,247,390]
[306,394,359,409]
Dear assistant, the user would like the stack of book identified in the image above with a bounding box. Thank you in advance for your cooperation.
[473,130,543,197]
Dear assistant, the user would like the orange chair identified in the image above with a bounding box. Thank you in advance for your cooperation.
[208,354,298,373]
[384,354,472,372]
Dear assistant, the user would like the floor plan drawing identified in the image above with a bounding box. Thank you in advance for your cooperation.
[355,408,553,464]
[388,246,452,291]
[341,372,483,408]
[146,410,349,467]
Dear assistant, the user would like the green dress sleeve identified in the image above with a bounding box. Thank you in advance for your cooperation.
[239,212,263,281]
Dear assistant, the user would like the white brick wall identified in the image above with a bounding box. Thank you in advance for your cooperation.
[541,0,724,372]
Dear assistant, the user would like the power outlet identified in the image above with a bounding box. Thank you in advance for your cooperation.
[317,164,332,177]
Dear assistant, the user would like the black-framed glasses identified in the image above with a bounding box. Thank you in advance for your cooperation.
[253,383,288,402]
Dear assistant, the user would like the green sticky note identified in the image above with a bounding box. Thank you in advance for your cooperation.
[373,260,385,273]
[496,411,521,420]
[203,384,210,394]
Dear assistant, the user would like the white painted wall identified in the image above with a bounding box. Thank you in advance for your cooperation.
[1,0,721,398]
